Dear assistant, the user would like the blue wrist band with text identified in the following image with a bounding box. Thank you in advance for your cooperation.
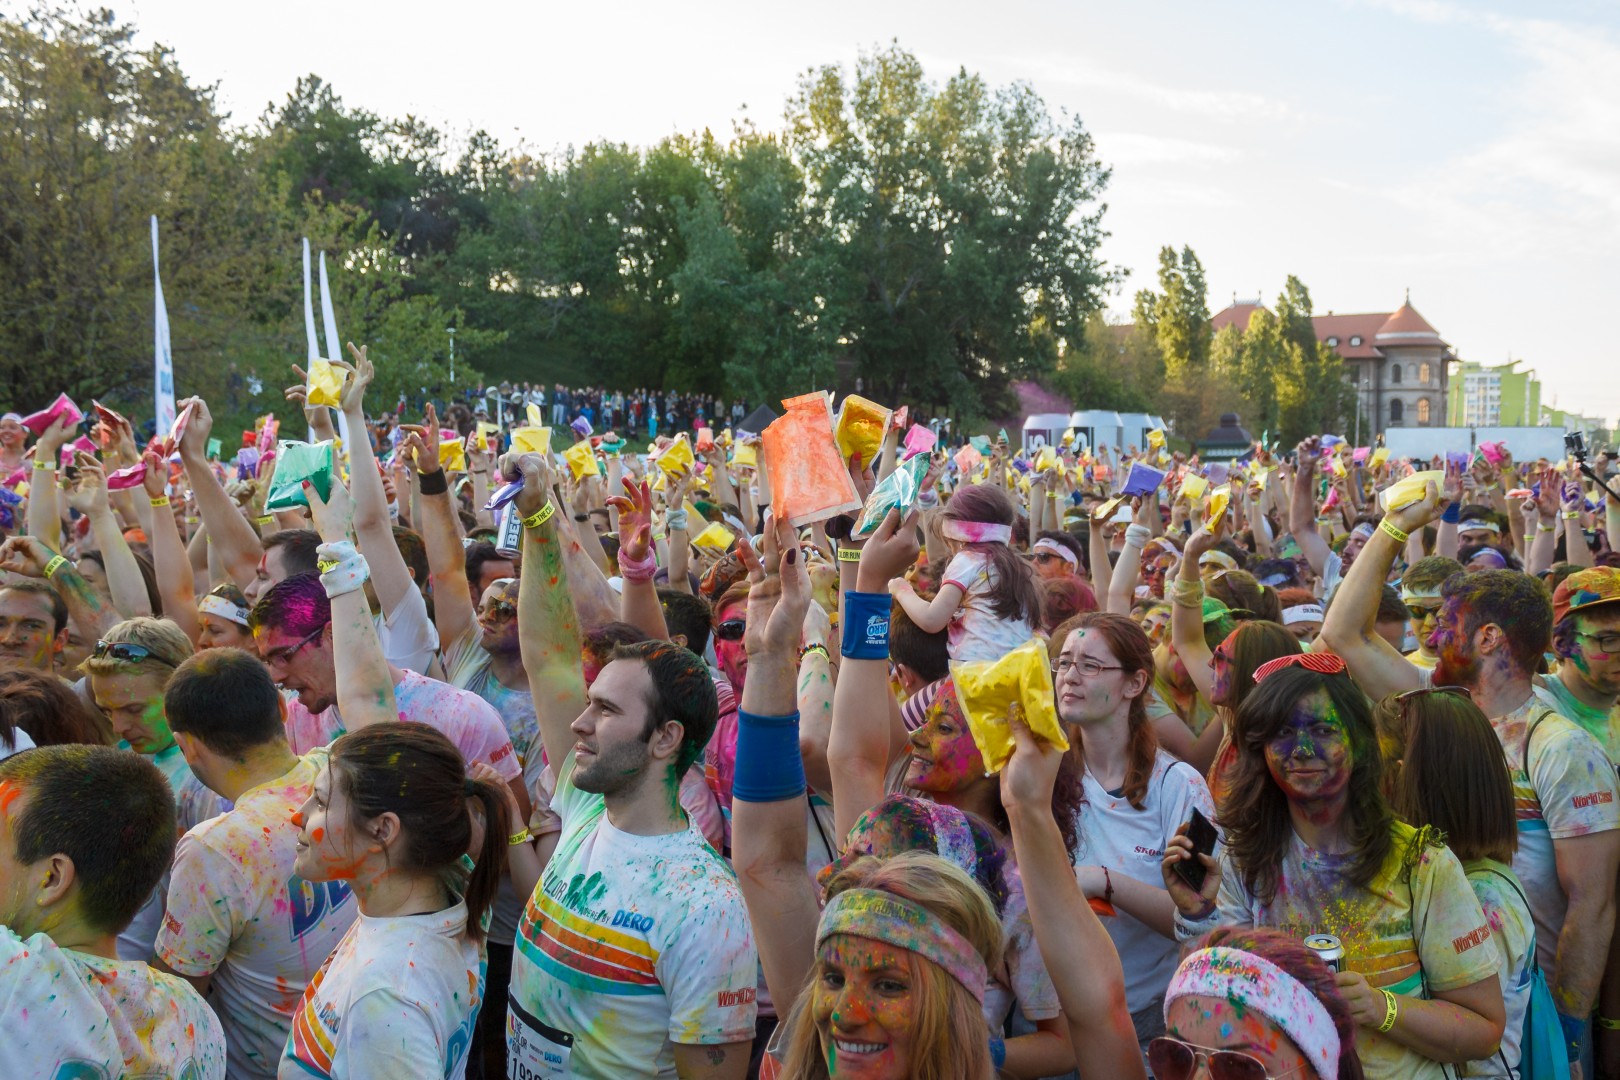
[841,590,891,660]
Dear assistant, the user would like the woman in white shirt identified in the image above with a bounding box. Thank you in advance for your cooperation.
[280,722,511,1079]
[1052,611,1217,1054]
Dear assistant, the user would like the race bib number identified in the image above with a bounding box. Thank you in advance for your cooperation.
[507,992,574,1079]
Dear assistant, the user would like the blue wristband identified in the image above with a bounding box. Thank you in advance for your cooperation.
[731,711,806,803]
[841,591,891,661]
[1559,1011,1591,1064]
[989,1036,1007,1069]
[1441,502,1461,524]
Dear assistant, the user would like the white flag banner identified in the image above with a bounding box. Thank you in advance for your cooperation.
[301,239,320,440]
[151,216,176,437]
[317,251,351,453]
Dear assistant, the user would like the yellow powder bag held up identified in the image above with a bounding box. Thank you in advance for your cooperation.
[1179,474,1209,501]
[1379,470,1443,512]
[511,427,551,455]
[691,522,736,552]
[306,358,346,408]
[658,433,696,476]
[437,434,467,472]
[950,639,1069,774]
[834,394,892,464]
[563,440,599,480]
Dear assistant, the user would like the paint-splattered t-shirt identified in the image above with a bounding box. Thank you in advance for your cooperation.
[0,926,226,1078]
[281,671,522,792]
[1491,695,1620,972]
[1184,821,1499,1080]
[1077,749,1217,1014]
[441,627,543,804]
[278,900,482,1080]
[942,550,1037,663]
[1534,670,1620,770]
[1460,859,1534,1079]
[509,753,758,1079]
[157,747,358,1080]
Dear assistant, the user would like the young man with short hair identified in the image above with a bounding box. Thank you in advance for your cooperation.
[510,453,756,1078]
[0,744,226,1076]
[1537,567,1620,767]
[0,580,67,673]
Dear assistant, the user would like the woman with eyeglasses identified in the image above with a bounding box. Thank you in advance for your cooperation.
[1163,655,1507,1080]
[1376,687,1535,1080]
[1051,611,1219,1057]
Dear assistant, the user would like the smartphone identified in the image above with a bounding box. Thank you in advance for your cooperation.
[1173,808,1218,892]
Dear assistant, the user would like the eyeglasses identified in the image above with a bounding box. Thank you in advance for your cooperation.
[1052,657,1126,679]
[260,626,326,666]
[1575,630,1620,655]
[714,619,746,642]
[91,640,179,667]
[1147,1037,1309,1080]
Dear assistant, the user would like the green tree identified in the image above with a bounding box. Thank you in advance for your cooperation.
[1131,245,1214,434]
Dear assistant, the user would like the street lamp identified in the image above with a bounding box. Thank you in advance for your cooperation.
[447,327,456,386]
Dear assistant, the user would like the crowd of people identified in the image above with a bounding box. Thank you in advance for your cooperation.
[0,350,1618,1080]
[474,382,752,440]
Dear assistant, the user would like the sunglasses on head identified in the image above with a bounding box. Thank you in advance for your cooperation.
[714,618,746,642]
[91,640,178,667]
[1148,1037,1308,1080]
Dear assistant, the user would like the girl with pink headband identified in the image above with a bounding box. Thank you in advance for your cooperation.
[889,484,1038,663]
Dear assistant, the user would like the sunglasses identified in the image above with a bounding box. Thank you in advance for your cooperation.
[479,600,517,622]
[714,619,746,642]
[1404,603,1442,622]
[1147,1037,1309,1080]
[91,640,179,667]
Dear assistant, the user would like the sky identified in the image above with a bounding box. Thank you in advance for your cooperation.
[119,0,1620,423]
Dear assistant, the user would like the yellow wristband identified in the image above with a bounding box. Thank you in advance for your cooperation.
[1563,511,1581,520]
[1379,519,1409,545]
[1596,1015,1620,1031]
[33,460,55,472]
[43,555,68,580]
[1378,989,1399,1033]
[522,502,556,530]
[837,547,863,563]
[257,515,275,526]
[148,495,170,508]
[508,828,532,847]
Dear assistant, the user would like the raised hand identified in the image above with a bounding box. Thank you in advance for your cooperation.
[606,476,654,562]
[63,452,109,517]
[0,535,56,579]
[339,343,375,415]
[304,475,355,545]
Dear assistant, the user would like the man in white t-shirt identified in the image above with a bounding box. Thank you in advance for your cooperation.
[509,457,756,1079]
[250,572,531,820]
[153,648,360,1079]
[0,744,226,1077]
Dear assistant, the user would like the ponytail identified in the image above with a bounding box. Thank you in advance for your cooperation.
[462,779,510,942]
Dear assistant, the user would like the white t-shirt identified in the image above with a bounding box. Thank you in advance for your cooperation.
[282,671,521,791]
[375,585,441,679]
[441,627,542,803]
[0,926,226,1078]
[279,901,483,1079]
[0,725,34,759]
[1320,549,1344,604]
[1077,750,1216,1013]
[942,549,1036,662]
[508,754,758,1079]
[1461,860,1534,1079]
[157,747,358,1079]
[1492,696,1620,971]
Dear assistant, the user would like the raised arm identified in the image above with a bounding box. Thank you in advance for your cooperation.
[1288,438,1333,577]
[514,453,588,776]
[65,453,152,619]
[399,413,476,649]
[606,476,669,641]
[141,451,199,644]
[731,512,821,1007]
[0,535,116,639]
[338,344,422,618]
[1107,498,1155,614]
[306,477,397,732]
[1002,716,1146,1080]
[25,415,75,551]
[1169,524,1221,704]
[176,397,263,588]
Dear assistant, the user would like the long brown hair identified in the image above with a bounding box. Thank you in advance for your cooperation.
[779,852,1000,1080]
[1378,690,1517,864]
[1222,665,1393,905]
[329,722,509,941]
[940,484,1040,624]
[1064,612,1160,810]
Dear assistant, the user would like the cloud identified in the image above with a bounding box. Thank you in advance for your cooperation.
[1008,56,1301,124]
[1095,131,1241,167]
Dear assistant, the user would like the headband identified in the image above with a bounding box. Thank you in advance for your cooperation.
[1031,538,1078,566]
[1,412,21,424]
[1253,651,1346,683]
[1282,604,1325,626]
[818,888,989,1003]
[1165,947,1339,1080]
[1349,522,1376,542]
[1257,571,1292,587]
[1199,550,1239,571]
[941,519,1012,545]
[1469,548,1507,569]
[198,593,251,628]
[1459,519,1501,534]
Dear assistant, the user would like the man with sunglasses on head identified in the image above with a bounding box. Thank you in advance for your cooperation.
[1321,482,1620,1079]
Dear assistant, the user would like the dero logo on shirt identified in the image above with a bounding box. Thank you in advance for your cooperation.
[611,910,655,933]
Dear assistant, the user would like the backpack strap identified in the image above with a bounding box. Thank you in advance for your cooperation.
[1521,705,1558,781]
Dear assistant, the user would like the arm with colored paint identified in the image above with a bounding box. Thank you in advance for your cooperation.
[338,345,424,626]
[1550,823,1620,1036]
[307,477,396,732]
[1318,487,1433,700]
[399,422,476,650]
[65,453,153,619]
[142,451,199,646]
[1003,715,1145,1080]
[513,453,589,777]
[176,397,263,588]
[796,597,836,797]
[0,535,117,639]
[830,508,919,842]
[730,513,821,1012]
[1563,470,1596,569]
[24,415,75,552]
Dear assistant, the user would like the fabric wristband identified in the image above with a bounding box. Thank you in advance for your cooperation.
[417,469,449,496]
[841,590,891,660]
[1560,1011,1590,1064]
[257,514,275,526]
[618,548,659,584]
[988,1037,1007,1070]
[1123,523,1151,548]
[32,460,54,472]
[731,710,806,803]
[666,509,688,532]
[1441,502,1461,524]
[316,540,370,598]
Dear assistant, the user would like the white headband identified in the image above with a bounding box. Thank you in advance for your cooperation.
[1282,604,1325,626]
[1459,519,1500,534]
[941,519,1012,545]
[198,593,251,628]
[1165,947,1339,1080]
[1032,538,1078,566]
